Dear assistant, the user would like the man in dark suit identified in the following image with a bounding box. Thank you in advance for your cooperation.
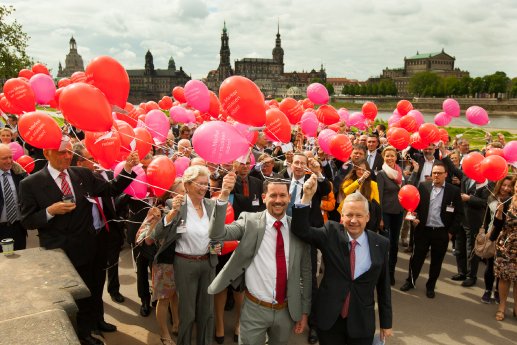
[249,153,281,181]
[0,144,28,251]
[400,161,464,298]
[231,158,265,218]
[292,176,392,345]
[366,134,383,175]
[18,140,139,345]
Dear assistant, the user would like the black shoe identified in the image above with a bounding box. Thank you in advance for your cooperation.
[426,290,436,298]
[91,329,102,337]
[308,328,318,344]
[140,301,151,317]
[400,281,415,292]
[234,333,239,343]
[390,273,395,286]
[461,277,477,287]
[451,274,466,281]
[79,335,104,345]
[110,292,125,303]
[215,335,224,344]
[98,320,117,332]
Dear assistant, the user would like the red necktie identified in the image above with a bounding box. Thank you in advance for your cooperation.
[341,239,357,318]
[273,220,287,304]
[93,197,110,232]
[242,178,249,197]
[59,172,72,195]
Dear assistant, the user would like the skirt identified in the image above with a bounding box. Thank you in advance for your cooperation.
[152,263,176,301]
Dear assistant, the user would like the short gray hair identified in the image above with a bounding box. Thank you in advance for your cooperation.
[341,192,369,214]
[183,165,210,184]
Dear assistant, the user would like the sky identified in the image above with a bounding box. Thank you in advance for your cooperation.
[5,0,517,81]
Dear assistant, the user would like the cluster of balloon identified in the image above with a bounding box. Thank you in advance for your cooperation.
[114,162,148,199]
[398,185,420,212]
[462,152,509,182]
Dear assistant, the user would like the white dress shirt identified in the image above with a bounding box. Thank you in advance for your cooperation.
[419,158,435,183]
[347,231,372,278]
[175,195,210,255]
[246,211,290,304]
[46,165,76,220]
[289,177,305,204]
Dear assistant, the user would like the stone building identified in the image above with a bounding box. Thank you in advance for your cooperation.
[127,50,190,104]
[57,36,84,78]
[326,77,360,95]
[205,22,326,98]
[380,49,469,96]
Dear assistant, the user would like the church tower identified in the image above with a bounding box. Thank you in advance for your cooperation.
[272,20,284,74]
[217,21,233,81]
[145,50,155,75]
[168,56,176,71]
[57,36,85,78]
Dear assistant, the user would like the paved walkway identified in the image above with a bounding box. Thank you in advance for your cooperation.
[27,233,517,344]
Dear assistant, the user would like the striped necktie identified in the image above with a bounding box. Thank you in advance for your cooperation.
[3,172,17,223]
[59,172,72,195]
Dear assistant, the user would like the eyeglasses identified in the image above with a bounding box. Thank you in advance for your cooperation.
[432,171,445,175]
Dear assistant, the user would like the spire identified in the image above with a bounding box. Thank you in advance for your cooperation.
[223,20,227,33]
[277,18,280,36]
[69,36,77,51]
[168,56,176,70]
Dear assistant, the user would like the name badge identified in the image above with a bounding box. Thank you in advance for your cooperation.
[177,220,187,234]
[446,204,454,213]
[252,198,260,206]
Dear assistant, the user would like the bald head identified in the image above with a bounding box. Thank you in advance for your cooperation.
[190,157,206,167]
[178,139,192,157]
[0,144,13,172]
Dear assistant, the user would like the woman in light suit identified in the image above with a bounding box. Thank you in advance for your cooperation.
[151,165,219,345]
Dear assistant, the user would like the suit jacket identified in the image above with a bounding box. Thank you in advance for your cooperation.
[376,170,418,214]
[95,171,124,245]
[368,150,384,174]
[291,206,392,337]
[414,181,463,235]
[232,175,266,218]
[151,196,218,268]
[207,205,312,323]
[298,174,332,228]
[1,167,27,219]
[19,165,135,266]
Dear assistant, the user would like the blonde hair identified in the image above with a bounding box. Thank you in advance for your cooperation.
[183,165,210,184]
[381,146,397,158]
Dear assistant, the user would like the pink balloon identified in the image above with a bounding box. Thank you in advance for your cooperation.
[192,121,250,164]
[407,110,424,127]
[29,73,56,105]
[145,109,169,144]
[318,129,337,155]
[170,106,195,124]
[503,140,517,163]
[306,83,329,105]
[174,156,190,177]
[300,111,319,137]
[232,122,258,146]
[348,112,367,130]
[443,98,460,117]
[337,108,349,122]
[388,113,402,127]
[113,163,148,199]
[8,142,24,161]
[184,80,210,113]
[466,106,489,126]
[434,112,452,126]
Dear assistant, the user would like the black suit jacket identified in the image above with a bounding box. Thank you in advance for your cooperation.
[95,170,125,245]
[368,150,384,176]
[292,206,392,337]
[232,175,266,218]
[414,181,463,235]
[1,168,27,216]
[19,165,135,266]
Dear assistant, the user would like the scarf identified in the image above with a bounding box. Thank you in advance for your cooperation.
[382,163,402,186]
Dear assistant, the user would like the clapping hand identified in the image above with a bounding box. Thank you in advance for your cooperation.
[219,171,237,201]
[124,151,140,172]
[301,174,318,204]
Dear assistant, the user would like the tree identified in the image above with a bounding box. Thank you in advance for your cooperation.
[485,71,510,97]
[408,72,441,96]
[0,5,33,79]
[511,77,517,98]
[324,82,334,96]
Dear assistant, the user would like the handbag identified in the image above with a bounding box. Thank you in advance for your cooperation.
[474,206,496,259]
[135,208,161,246]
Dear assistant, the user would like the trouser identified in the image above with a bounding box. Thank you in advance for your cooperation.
[407,226,449,291]
[106,229,124,295]
[91,229,108,324]
[382,212,404,276]
[174,255,215,345]
[309,245,318,329]
[455,225,480,278]
[0,221,27,252]
[134,246,153,302]
[75,260,96,338]
[239,296,294,345]
[484,257,499,292]
[317,316,373,345]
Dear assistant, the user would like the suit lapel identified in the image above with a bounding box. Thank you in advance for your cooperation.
[339,225,351,277]
[287,216,295,273]
[41,166,64,200]
[253,211,267,257]
[203,198,214,218]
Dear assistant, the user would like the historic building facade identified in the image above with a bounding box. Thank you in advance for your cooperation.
[380,49,469,96]
[127,50,190,104]
[205,22,326,98]
[57,36,84,78]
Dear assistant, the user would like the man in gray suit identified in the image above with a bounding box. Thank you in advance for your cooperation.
[208,176,312,345]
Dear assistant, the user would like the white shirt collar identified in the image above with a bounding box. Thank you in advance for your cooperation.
[476,180,488,189]
[47,164,68,181]
[346,230,367,247]
[265,211,288,230]
[291,175,305,184]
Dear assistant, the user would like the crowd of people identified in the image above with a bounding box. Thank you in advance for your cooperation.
[0,112,516,345]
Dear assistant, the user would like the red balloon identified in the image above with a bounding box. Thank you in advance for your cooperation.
[418,123,440,144]
[146,156,176,197]
[388,128,410,150]
[264,108,291,143]
[220,240,239,255]
[116,102,139,128]
[409,132,428,150]
[158,96,173,110]
[172,86,187,103]
[362,102,378,121]
[52,87,64,109]
[85,56,130,108]
[145,101,159,112]
[18,69,34,79]
[84,130,121,169]
[219,76,266,127]
[327,123,340,132]
[60,83,113,132]
[462,152,485,183]
[438,128,449,143]
[399,115,418,133]
[301,98,314,110]
[3,78,36,112]
[279,97,304,125]
[485,148,504,157]
[397,100,413,116]
[58,78,71,88]
[18,111,62,149]
[316,104,340,125]
[267,99,279,108]
[70,71,88,83]
[329,134,353,162]
[133,127,153,160]
[0,96,23,114]
[31,63,50,75]
[16,155,35,173]
[398,185,420,212]
[208,91,221,118]
[480,155,508,182]
[115,120,136,152]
